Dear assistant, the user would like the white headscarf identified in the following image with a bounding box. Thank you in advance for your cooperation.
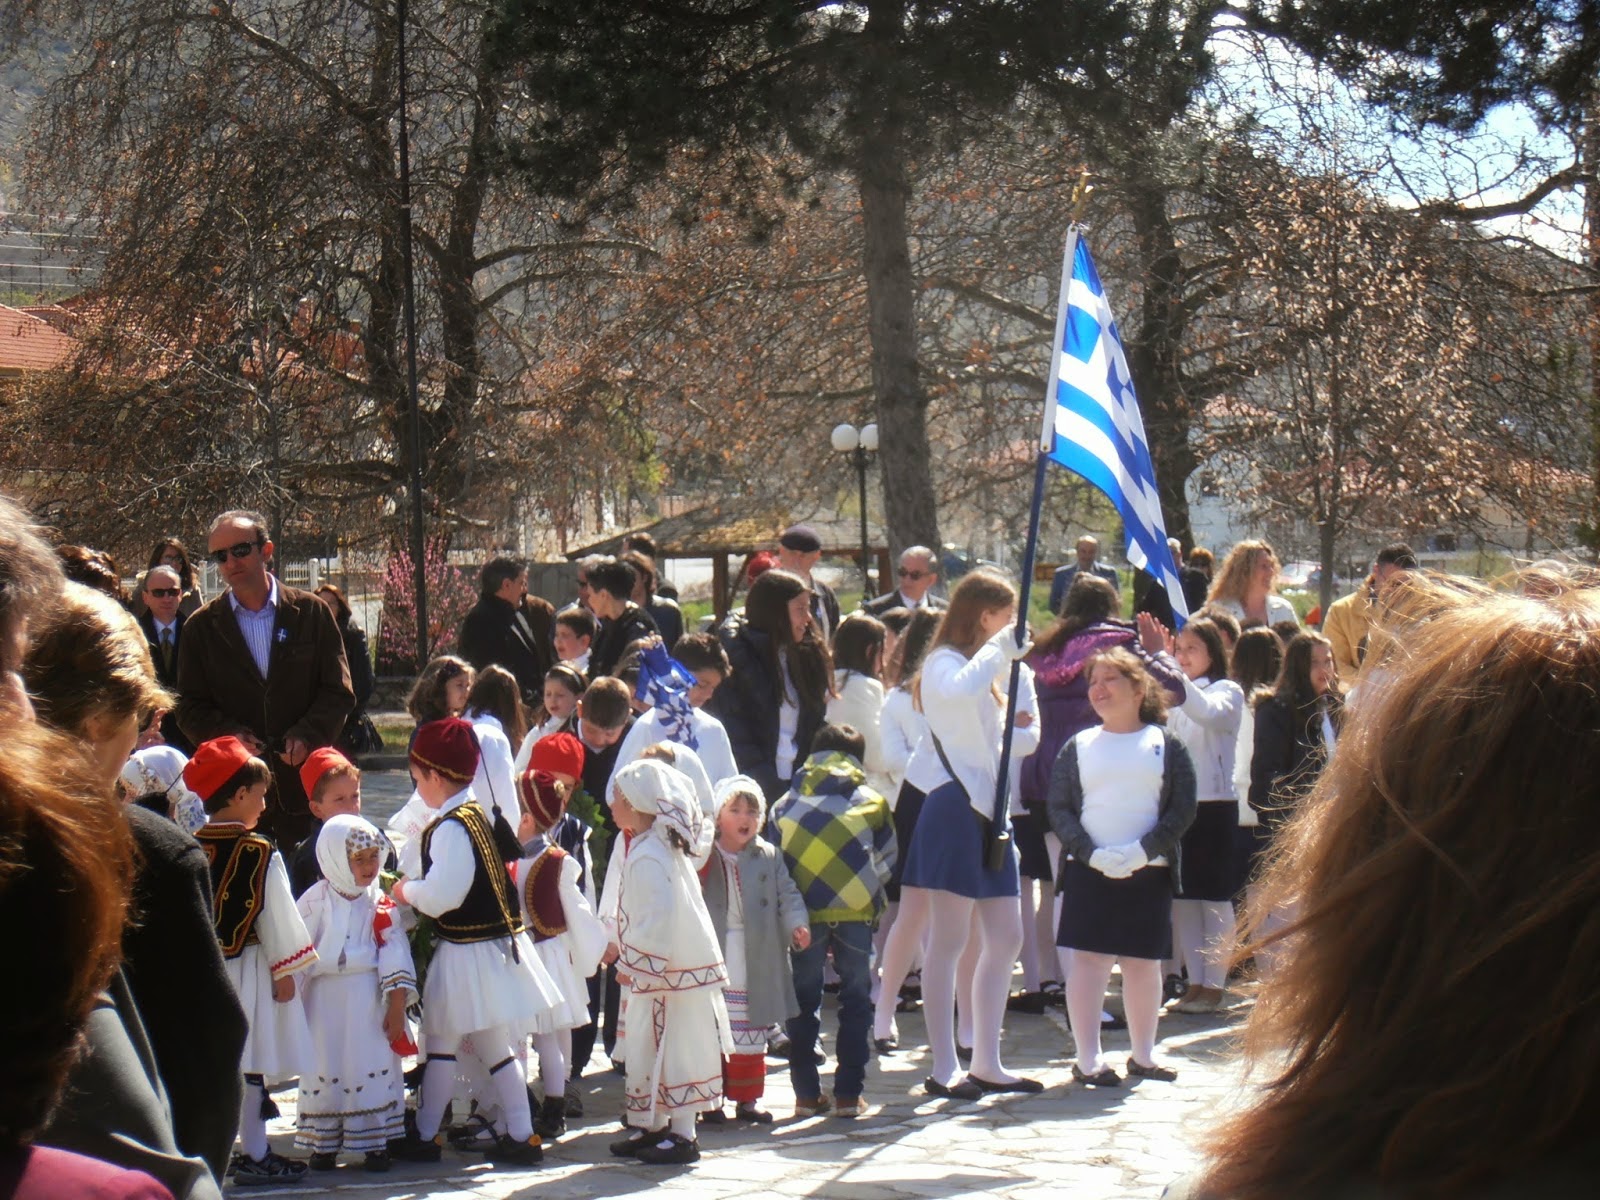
[713,773,768,827]
[611,758,703,854]
[310,814,385,969]
[120,746,206,834]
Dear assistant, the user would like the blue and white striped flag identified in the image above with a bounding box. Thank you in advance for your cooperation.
[1041,231,1188,625]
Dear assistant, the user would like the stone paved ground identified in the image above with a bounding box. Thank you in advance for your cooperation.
[245,772,1254,1199]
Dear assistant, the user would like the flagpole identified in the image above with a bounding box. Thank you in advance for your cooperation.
[992,222,1083,831]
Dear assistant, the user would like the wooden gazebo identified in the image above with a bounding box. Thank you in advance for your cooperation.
[567,504,891,619]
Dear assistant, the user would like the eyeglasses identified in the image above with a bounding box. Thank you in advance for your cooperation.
[899,568,929,580]
[208,540,263,565]
[146,587,181,598]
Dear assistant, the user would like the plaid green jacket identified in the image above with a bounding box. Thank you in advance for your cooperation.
[768,751,897,924]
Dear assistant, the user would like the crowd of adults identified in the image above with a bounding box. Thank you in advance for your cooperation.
[4,497,1599,1200]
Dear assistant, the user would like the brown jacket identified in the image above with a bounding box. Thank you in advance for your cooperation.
[175,581,353,835]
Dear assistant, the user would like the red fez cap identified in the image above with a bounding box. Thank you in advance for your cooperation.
[410,717,479,783]
[183,736,254,803]
[518,768,567,829]
[300,746,354,801]
[529,731,585,781]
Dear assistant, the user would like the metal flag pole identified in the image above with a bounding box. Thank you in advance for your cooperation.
[990,176,1091,834]
[396,0,430,670]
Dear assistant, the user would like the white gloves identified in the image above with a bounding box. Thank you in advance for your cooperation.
[1111,841,1149,874]
[1087,842,1148,879]
[989,627,1033,661]
[1088,847,1128,877]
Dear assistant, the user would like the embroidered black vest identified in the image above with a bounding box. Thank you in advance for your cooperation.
[522,846,570,945]
[420,801,524,944]
[195,825,274,958]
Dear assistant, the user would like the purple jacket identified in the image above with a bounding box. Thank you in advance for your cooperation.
[1018,621,1187,807]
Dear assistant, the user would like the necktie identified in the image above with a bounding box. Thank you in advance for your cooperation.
[160,627,174,673]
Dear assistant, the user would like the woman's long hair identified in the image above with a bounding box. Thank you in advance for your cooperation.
[1231,627,1284,698]
[407,655,473,724]
[1032,573,1119,659]
[0,719,134,1148]
[1262,631,1338,723]
[833,613,886,682]
[24,582,173,736]
[743,568,831,708]
[887,607,941,689]
[1208,539,1277,607]
[466,664,530,749]
[1208,576,1600,1199]
[147,537,197,592]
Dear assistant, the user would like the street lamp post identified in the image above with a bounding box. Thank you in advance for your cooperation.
[831,421,879,596]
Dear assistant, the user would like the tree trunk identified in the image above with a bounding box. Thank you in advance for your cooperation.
[857,0,940,560]
[1124,178,1196,547]
[1586,102,1600,563]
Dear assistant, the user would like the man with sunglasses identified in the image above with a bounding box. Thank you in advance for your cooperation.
[176,510,353,846]
[136,564,193,752]
[861,545,946,618]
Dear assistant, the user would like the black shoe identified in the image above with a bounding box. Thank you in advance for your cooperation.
[1101,1013,1128,1032]
[956,1043,973,1064]
[895,994,921,1013]
[448,1112,498,1152]
[633,1131,700,1165]
[1006,991,1049,1014]
[734,1102,773,1124]
[924,1076,982,1101]
[967,1073,1045,1094]
[1041,982,1066,1009]
[363,1150,391,1172]
[232,1151,307,1187]
[390,1112,443,1163]
[308,1151,338,1171]
[1126,1057,1179,1082]
[610,1128,647,1158]
[699,1107,728,1125]
[873,1037,898,1055]
[564,1078,584,1118]
[1163,972,1189,1003]
[1071,1062,1122,1088]
[536,1095,567,1140]
[484,1133,544,1166]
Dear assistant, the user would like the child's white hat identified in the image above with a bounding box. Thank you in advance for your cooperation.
[612,758,703,850]
[712,774,767,826]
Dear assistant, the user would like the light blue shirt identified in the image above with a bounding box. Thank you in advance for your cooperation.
[228,576,280,679]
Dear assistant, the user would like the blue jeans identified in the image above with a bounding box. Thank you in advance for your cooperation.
[787,919,874,1102]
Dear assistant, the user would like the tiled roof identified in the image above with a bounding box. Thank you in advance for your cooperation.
[0,303,79,374]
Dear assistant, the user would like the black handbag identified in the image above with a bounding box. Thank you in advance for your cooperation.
[340,710,384,756]
[930,733,1012,872]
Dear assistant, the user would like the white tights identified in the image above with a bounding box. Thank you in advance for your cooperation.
[238,1078,269,1161]
[923,891,1023,1086]
[1065,951,1163,1072]
[873,887,932,1040]
[418,1029,533,1142]
[532,1030,570,1096]
[1172,899,1235,990]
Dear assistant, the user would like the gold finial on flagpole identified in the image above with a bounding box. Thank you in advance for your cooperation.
[1069,168,1094,227]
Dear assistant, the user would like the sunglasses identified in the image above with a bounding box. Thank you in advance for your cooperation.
[899,568,929,580]
[208,540,263,565]
[146,587,181,598]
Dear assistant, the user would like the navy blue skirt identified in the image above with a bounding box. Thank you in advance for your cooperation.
[1056,859,1173,959]
[885,781,926,903]
[899,781,1019,900]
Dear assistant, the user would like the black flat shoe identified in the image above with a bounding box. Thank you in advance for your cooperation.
[633,1131,700,1165]
[1100,1013,1128,1032]
[698,1107,728,1125]
[1126,1057,1179,1082]
[1070,1062,1122,1088]
[1006,991,1049,1014]
[873,1037,898,1055]
[362,1150,391,1173]
[967,1074,1045,1094]
[734,1102,774,1124]
[307,1151,337,1171]
[924,1076,983,1101]
[610,1128,647,1158]
[956,1044,972,1064]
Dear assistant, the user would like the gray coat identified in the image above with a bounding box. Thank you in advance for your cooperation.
[702,837,808,1029]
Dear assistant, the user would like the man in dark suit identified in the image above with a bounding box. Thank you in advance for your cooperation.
[777,524,842,642]
[457,556,552,705]
[137,565,192,752]
[175,510,353,847]
[861,545,948,617]
[1048,534,1121,616]
[585,558,660,678]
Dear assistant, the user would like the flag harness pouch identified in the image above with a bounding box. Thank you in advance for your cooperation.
[930,733,1011,873]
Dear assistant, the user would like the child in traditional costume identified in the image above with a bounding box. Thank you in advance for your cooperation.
[186,736,317,1187]
[513,769,608,1140]
[702,774,809,1124]
[607,759,733,1166]
[294,814,417,1172]
[388,718,562,1168]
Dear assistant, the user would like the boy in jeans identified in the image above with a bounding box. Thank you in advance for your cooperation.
[768,723,897,1118]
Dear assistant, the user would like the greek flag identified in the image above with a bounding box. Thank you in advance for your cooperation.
[1040,231,1188,624]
